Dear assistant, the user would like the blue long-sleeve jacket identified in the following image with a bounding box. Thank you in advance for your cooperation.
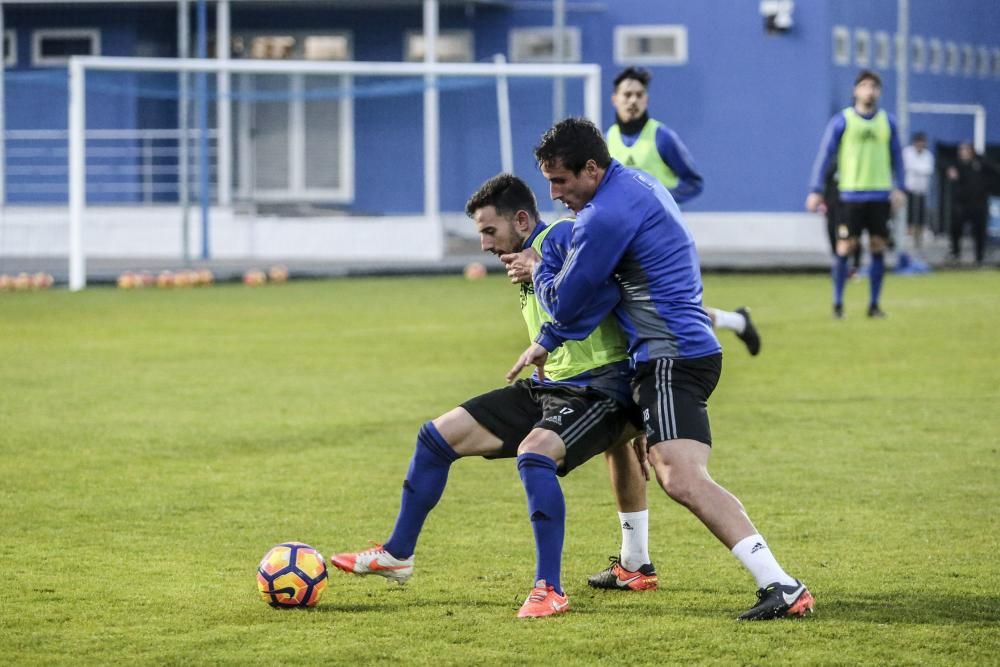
[534,161,721,363]
[808,108,905,202]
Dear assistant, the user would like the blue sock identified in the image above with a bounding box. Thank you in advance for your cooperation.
[517,452,565,595]
[383,422,459,560]
[870,252,885,307]
[832,254,849,306]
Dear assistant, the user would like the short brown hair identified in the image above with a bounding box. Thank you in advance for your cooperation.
[465,173,539,221]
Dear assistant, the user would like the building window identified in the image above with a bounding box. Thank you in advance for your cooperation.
[895,34,906,70]
[832,26,850,66]
[945,42,959,75]
[4,30,15,67]
[404,30,473,62]
[853,29,870,67]
[910,36,926,72]
[231,32,354,204]
[927,38,942,73]
[874,31,891,69]
[32,28,100,66]
[993,48,1000,79]
[613,25,688,66]
[977,46,991,78]
[961,44,975,77]
[303,35,351,61]
[509,27,580,63]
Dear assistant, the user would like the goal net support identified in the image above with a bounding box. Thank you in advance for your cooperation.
[66,56,602,290]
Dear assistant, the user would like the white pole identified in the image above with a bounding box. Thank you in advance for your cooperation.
[552,0,565,123]
[493,54,513,174]
[896,0,909,144]
[583,67,600,129]
[423,0,441,259]
[0,0,6,208]
[178,0,190,262]
[974,107,986,155]
[216,0,231,206]
[68,58,86,291]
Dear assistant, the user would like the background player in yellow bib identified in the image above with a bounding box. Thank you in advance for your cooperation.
[607,67,760,355]
[807,69,906,319]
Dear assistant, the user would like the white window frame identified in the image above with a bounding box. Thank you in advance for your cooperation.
[613,25,688,66]
[4,29,16,67]
[961,43,975,77]
[895,33,906,70]
[945,41,959,75]
[232,30,355,204]
[910,36,926,72]
[927,38,942,73]
[404,29,473,63]
[32,28,100,66]
[874,30,891,69]
[832,26,851,66]
[509,26,581,64]
[853,28,870,67]
[977,46,991,78]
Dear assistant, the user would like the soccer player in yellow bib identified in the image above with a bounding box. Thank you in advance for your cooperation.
[807,69,906,319]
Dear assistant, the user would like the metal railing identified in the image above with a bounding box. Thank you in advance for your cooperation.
[4,128,218,203]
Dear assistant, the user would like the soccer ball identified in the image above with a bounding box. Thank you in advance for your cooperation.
[256,542,329,608]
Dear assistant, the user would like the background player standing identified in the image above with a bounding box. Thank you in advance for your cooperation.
[807,69,906,319]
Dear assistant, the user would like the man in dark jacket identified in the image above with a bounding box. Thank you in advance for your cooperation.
[948,142,999,265]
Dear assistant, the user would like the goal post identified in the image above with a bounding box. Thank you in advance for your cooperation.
[66,56,602,291]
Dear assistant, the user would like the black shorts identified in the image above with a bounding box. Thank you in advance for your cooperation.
[841,200,891,240]
[460,380,631,476]
[631,354,722,447]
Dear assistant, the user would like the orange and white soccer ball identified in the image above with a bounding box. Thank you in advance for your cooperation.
[256,542,328,608]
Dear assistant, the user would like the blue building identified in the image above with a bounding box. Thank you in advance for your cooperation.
[2,0,998,215]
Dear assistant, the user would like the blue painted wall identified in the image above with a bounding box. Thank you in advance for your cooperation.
[3,0,998,211]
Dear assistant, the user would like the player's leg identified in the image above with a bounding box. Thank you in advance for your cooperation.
[331,384,536,583]
[589,432,659,591]
[833,203,861,318]
[972,208,988,266]
[514,388,629,617]
[866,201,891,318]
[949,208,964,261]
[706,306,760,356]
[635,355,813,620]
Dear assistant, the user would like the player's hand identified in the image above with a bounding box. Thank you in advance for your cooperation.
[506,342,548,383]
[631,434,649,481]
[947,166,959,181]
[805,192,826,214]
[890,189,907,213]
[499,248,541,284]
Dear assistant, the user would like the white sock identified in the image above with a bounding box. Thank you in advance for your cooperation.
[711,308,746,334]
[618,510,650,571]
[731,534,797,589]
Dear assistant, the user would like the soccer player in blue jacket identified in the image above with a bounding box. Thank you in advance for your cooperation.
[331,174,647,618]
[507,118,814,620]
[607,66,760,357]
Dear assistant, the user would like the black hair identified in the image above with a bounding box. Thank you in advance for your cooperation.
[533,117,612,174]
[465,173,539,221]
[855,69,882,87]
[912,131,927,142]
[613,66,651,90]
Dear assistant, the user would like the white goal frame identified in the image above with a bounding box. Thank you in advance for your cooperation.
[67,56,602,291]
[907,102,987,153]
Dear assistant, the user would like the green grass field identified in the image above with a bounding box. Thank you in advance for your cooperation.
[2,272,998,665]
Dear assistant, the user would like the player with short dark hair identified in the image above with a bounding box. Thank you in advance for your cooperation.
[507,118,814,621]
[807,69,906,319]
[331,173,649,619]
